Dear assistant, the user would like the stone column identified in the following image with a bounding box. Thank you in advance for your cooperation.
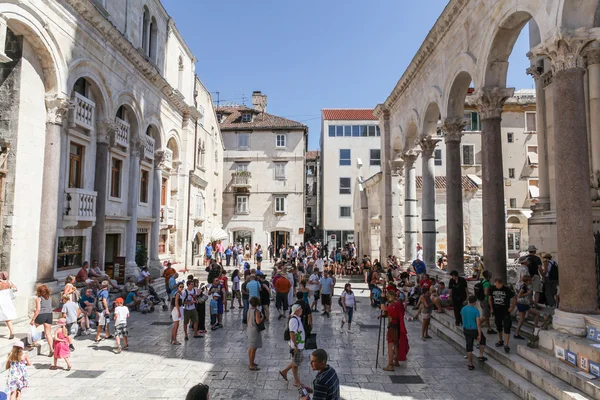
[534,35,597,334]
[526,65,551,209]
[37,96,69,282]
[441,118,466,275]
[379,109,393,259]
[125,138,144,277]
[391,157,405,261]
[402,151,419,262]
[419,135,442,268]
[149,151,165,277]
[476,87,514,284]
[587,48,600,191]
[91,122,114,268]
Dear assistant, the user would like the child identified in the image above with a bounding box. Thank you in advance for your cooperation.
[113,298,129,353]
[51,318,72,371]
[419,287,434,341]
[61,295,80,350]
[5,341,31,399]
[210,293,219,330]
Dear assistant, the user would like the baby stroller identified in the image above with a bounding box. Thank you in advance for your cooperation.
[148,284,169,311]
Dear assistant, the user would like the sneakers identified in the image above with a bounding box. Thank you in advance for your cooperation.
[495,341,504,347]
[504,346,510,353]
[116,345,122,354]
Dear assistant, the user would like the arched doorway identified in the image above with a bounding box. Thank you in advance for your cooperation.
[233,230,252,249]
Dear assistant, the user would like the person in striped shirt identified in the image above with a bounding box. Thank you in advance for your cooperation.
[301,349,340,400]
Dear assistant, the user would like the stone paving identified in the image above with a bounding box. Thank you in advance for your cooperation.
[13,272,519,400]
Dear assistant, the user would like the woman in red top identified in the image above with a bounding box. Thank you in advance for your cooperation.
[381,290,409,371]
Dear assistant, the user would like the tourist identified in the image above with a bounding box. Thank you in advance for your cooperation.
[258,275,271,322]
[230,269,242,310]
[218,270,229,312]
[256,244,263,268]
[514,275,540,340]
[237,245,244,266]
[300,349,340,400]
[461,295,487,370]
[489,278,515,353]
[136,267,152,289]
[244,244,251,261]
[63,275,79,303]
[275,272,291,320]
[30,284,54,356]
[60,295,78,350]
[193,279,208,334]
[298,279,310,305]
[112,297,129,353]
[0,272,17,339]
[208,277,225,328]
[75,261,97,288]
[308,268,320,312]
[320,270,335,317]
[186,383,210,400]
[247,296,263,370]
[209,293,219,330]
[51,318,72,371]
[479,271,496,334]
[205,242,213,266]
[526,245,543,307]
[124,285,142,311]
[162,262,176,289]
[518,256,530,282]
[543,253,559,307]
[430,281,451,313]
[94,281,112,343]
[5,340,30,399]
[381,290,409,371]
[241,275,250,324]
[279,304,305,387]
[416,243,423,261]
[419,287,434,340]
[168,272,179,300]
[170,282,184,344]
[268,242,274,262]
[216,240,224,263]
[286,267,296,312]
[183,280,201,340]
[412,258,427,281]
[78,288,95,335]
[340,283,356,333]
[448,270,468,326]
[472,256,484,279]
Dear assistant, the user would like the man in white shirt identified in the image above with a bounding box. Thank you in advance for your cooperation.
[307,269,321,311]
[416,243,423,262]
[315,257,324,271]
[279,304,305,388]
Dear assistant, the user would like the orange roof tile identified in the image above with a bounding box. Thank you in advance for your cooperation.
[322,109,378,121]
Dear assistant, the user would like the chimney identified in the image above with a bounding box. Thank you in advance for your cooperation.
[252,91,267,113]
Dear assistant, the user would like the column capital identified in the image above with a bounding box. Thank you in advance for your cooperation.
[419,135,442,157]
[391,154,404,176]
[441,118,466,143]
[585,47,600,67]
[154,150,166,169]
[532,32,594,74]
[401,150,419,168]
[475,87,514,120]
[131,137,145,158]
[96,120,118,144]
[45,95,70,125]
[526,65,543,81]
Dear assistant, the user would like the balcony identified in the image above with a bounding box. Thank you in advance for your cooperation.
[114,117,130,148]
[163,148,173,170]
[167,206,176,228]
[71,92,95,131]
[231,171,252,189]
[63,188,97,228]
[144,135,155,160]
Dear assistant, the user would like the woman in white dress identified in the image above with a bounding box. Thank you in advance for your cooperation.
[0,272,17,339]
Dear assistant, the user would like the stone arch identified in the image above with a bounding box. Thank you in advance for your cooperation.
[113,91,143,138]
[66,61,111,123]
[166,135,180,162]
[507,216,522,224]
[166,130,182,159]
[445,70,473,119]
[403,121,419,150]
[145,125,161,153]
[560,0,600,29]
[421,101,442,138]
[143,113,164,150]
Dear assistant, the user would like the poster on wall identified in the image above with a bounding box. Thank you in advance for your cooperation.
[566,350,577,366]
[554,346,565,360]
[587,327,597,341]
[578,354,590,373]
[589,361,600,378]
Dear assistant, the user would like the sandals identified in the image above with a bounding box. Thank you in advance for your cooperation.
[184,336,189,341]
[494,341,504,347]
[279,370,288,381]
[66,367,71,371]
[468,365,475,370]
[383,365,395,371]
[171,340,181,345]
[49,366,57,370]
[248,366,260,371]
[478,356,488,362]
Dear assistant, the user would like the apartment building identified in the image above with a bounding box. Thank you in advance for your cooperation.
[305,151,321,242]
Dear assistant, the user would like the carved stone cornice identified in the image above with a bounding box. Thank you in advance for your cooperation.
[154,150,165,169]
[526,65,543,81]
[419,135,442,157]
[401,150,420,168]
[441,118,466,143]
[475,87,514,120]
[531,31,595,74]
[45,95,70,125]
[586,47,600,67]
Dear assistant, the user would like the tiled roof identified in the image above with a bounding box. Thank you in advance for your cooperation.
[306,150,320,160]
[322,109,378,121]
[416,176,479,190]
[216,106,307,130]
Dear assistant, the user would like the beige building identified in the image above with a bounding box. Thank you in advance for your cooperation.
[0,0,222,314]
[218,93,307,251]
[305,151,321,242]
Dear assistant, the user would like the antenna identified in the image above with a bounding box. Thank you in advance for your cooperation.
[213,91,220,107]
[241,91,247,106]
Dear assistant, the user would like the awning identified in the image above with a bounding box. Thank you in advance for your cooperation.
[529,184,540,198]
[210,228,228,241]
[528,151,539,166]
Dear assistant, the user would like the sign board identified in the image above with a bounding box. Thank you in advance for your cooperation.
[347,234,355,242]
[330,234,336,240]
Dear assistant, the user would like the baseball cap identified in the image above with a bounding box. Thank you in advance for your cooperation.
[291,304,302,314]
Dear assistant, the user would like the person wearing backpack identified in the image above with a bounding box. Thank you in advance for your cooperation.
[94,281,112,343]
[279,304,305,388]
[476,271,496,334]
[183,280,202,340]
[543,253,559,307]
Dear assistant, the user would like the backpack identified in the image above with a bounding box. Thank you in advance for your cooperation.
[474,279,486,301]
[95,290,107,312]
[284,316,300,341]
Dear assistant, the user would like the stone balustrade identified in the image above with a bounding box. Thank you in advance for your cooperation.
[231,171,252,188]
[63,188,97,227]
[71,92,95,130]
[114,117,130,148]
[144,135,155,160]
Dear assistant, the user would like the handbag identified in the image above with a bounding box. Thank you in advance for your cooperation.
[256,310,266,332]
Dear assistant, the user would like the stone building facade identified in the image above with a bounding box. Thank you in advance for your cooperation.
[0,0,222,316]
[218,92,307,251]
[305,150,320,242]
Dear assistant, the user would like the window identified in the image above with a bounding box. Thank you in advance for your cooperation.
[236,195,249,214]
[149,17,157,61]
[274,162,287,179]
[57,236,84,270]
[336,126,344,137]
[434,149,442,166]
[507,231,521,251]
[312,182,317,196]
[140,170,149,203]
[195,195,203,218]
[73,78,88,97]
[340,206,351,218]
[339,178,351,194]
[69,143,84,189]
[237,133,250,149]
[241,113,252,123]
[528,179,540,199]
[328,126,335,137]
[509,198,517,208]
[110,158,122,198]
[214,150,218,165]
[508,168,515,179]
[525,112,537,132]
[161,178,167,205]
[461,144,475,165]
[235,162,249,173]
[352,126,360,137]
[306,206,312,220]
[463,111,480,131]
[276,133,286,148]
[216,113,224,123]
[159,234,167,254]
[367,126,376,137]
[141,6,150,54]
[370,149,381,166]
[527,146,539,166]
[177,56,184,92]
[339,149,351,166]
[275,196,286,213]
[507,132,514,143]
[359,126,367,137]
[376,126,381,136]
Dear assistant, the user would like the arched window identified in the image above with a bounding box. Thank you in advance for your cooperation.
[142,6,150,54]
[149,17,158,61]
[177,56,184,92]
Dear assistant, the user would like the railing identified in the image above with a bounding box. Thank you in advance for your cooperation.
[72,92,95,130]
[231,172,252,187]
[114,117,130,148]
[64,188,97,224]
[144,135,155,160]
[167,206,176,227]
[163,148,173,170]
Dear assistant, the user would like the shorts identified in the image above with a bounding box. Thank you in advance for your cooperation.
[480,300,490,318]
[290,348,304,366]
[97,311,110,326]
[35,313,53,325]
[422,311,431,320]
[321,294,331,306]
[464,329,486,353]
[516,303,531,313]
[184,308,199,324]
[232,290,241,299]
[314,290,320,300]
[257,257,262,262]
[171,307,184,322]
[66,322,78,336]
[115,323,128,338]
[493,308,512,334]
[532,275,543,292]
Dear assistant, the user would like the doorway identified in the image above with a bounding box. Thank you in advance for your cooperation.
[233,230,252,248]
[105,234,119,268]
[271,231,289,251]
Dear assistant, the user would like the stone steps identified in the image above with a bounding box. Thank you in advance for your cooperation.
[408,307,593,400]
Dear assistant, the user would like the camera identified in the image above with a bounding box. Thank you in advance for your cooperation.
[297,387,309,398]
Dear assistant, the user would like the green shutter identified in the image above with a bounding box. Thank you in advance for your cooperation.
[472,112,479,131]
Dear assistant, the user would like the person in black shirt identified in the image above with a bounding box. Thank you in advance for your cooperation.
[488,278,515,353]
[448,270,468,326]
[295,292,313,336]
[526,245,543,306]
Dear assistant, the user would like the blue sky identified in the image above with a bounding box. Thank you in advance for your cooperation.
[162,0,533,150]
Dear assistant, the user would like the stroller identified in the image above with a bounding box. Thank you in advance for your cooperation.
[148,284,169,311]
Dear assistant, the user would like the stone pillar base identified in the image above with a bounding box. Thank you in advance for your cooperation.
[552,309,587,336]
[125,262,140,280]
[149,259,162,279]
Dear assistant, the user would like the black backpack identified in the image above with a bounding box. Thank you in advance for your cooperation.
[474,279,487,301]
[284,316,300,341]
[95,290,107,312]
